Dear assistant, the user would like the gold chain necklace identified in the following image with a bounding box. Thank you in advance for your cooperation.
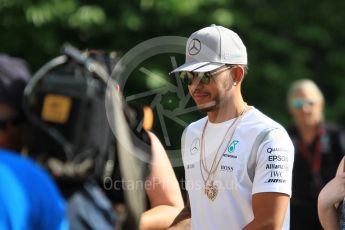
[200,104,247,201]
[200,119,237,175]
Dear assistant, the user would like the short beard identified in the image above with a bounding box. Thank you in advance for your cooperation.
[197,96,220,113]
[198,103,217,113]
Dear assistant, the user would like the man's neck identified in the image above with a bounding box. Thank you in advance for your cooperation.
[297,123,319,145]
[207,99,246,123]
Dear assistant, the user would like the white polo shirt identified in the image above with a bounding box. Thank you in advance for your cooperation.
[182,107,294,230]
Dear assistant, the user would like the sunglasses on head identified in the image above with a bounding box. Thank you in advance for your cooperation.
[179,65,234,85]
[291,98,317,109]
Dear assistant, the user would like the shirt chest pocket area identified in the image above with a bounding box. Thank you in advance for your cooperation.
[217,153,247,187]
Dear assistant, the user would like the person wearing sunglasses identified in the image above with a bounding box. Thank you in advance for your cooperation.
[286,79,345,230]
[169,25,294,230]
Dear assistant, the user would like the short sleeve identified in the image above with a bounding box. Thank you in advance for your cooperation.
[252,128,294,196]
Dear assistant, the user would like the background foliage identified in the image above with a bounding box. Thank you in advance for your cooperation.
[2,0,345,175]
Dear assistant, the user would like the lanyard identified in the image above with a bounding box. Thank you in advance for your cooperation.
[298,128,324,174]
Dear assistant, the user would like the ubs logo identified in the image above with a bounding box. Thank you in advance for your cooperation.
[188,39,201,55]
[190,138,200,155]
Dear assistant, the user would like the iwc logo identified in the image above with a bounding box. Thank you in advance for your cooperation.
[188,39,201,55]
[190,138,200,155]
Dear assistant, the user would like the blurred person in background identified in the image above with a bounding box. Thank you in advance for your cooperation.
[318,156,345,230]
[287,78,345,229]
[0,53,68,230]
[0,54,30,151]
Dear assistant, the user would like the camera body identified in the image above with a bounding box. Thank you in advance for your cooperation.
[24,51,115,186]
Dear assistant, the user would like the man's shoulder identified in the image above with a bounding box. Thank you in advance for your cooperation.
[247,107,285,131]
[245,108,293,147]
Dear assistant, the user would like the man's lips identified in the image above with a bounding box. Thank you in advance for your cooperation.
[192,92,209,98]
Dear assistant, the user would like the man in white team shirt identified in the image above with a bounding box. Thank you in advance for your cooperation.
[169,25,294,230]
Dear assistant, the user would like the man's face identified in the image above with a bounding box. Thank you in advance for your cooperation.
[186,67,234,112]
[289,89,323,128]
[0,102,21,151]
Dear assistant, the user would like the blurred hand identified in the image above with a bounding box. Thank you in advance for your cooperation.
[319,172,345,208]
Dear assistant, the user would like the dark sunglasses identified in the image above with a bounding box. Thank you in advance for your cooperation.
[291,98,317,109]
[179,66,233,85]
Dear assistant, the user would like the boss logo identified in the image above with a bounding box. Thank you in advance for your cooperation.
[220,165,234,172]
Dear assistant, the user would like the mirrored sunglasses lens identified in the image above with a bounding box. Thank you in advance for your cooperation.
[292,99,304,109]
[198,72,211,84]
[292,99,316,109]
[180,72,193,85]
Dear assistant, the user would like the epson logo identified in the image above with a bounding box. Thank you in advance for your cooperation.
[268,155,288,162]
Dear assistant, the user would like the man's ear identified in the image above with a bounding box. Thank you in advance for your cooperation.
[232,66,244,85]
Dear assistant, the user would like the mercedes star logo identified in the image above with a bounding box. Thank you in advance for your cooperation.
[188,39,201,55]
[190,138,200,155]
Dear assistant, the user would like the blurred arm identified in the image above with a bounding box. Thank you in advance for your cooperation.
[318,157,345,230]
[140,132,184,230]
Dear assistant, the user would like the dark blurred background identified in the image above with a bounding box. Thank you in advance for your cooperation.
[2,0,345,183]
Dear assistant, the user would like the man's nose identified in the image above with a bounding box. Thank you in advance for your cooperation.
[188,76,203,92]
[301,103,313,112]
